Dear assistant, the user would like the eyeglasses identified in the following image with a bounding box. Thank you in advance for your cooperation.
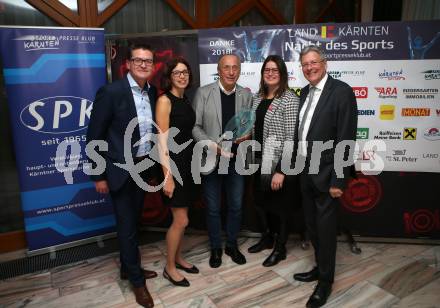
[300,59,324,68]
[263,68,279,75]
[131,58,154,66]
[171,70,190,77]
[220,65,239,72]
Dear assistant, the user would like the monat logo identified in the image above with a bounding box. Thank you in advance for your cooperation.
[401,108,430,117]
[422,70,440,80]
[20,96,93,134]
[375,87,397,99]
[14,35,60,51]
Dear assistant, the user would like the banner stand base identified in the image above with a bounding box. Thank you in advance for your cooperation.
[26,232,117,257]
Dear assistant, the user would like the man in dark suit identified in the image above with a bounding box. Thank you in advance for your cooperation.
[87,43,158,308]
[293,46,358,308]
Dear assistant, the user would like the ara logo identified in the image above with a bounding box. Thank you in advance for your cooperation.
[20,96,93,134]
[374,87,397,99]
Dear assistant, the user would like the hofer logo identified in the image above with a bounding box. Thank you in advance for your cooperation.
[379,105,395,120]
[401,108,430,117]
[352,87,368,99]
[20,96,93,134]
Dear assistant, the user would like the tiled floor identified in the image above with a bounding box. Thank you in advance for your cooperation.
[0,234,439,307]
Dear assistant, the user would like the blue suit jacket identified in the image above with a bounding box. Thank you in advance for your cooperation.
[86,75,157,191]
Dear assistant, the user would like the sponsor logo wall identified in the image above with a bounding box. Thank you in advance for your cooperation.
[199,20,440,173]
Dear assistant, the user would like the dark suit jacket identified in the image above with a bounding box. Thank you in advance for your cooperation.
[298,75,357,192]
[86,75,157,191]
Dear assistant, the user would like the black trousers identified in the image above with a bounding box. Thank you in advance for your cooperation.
[253,172,291,245]
[300,174,338,284]
[109,164,158,288]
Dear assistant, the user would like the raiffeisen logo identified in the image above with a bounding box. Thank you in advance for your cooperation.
[20,96,93,134]
[14,35,60,52]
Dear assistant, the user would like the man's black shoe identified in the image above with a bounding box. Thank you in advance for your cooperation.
[248,233,274,253]
[225,246,246,265]
[262,246,286,267]
[306,282,332,308]
[209,248,222,268]
[293,267,319,282]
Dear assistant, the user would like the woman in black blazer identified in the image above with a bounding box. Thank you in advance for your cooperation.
[248,55,300,266]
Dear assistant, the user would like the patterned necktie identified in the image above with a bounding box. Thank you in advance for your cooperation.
[298,86,316,141]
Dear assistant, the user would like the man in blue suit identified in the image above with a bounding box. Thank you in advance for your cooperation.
[87,43,158,308]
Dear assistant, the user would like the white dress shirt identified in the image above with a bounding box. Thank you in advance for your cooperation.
[298,73,329,156]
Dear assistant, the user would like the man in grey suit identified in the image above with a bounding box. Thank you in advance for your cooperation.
[192,54,252,268]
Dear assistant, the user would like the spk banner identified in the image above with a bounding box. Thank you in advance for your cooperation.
[0,26,114,251]
[198,20,440,173]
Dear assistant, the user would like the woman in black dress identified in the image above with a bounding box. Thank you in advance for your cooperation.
[248,55,299,266]
[156,58,198,287]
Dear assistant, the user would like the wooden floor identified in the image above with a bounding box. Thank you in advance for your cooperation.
[0,234,439,307]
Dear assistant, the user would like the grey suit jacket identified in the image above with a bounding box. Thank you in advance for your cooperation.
[192,81,253,171]
[192,81,252,142]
